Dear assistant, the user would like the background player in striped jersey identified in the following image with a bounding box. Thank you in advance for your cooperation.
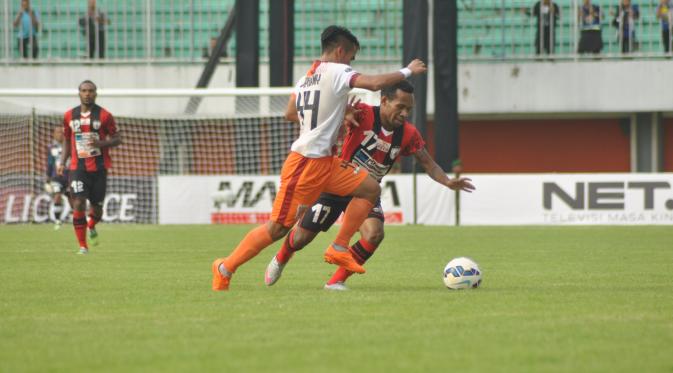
[57,80,121,254]
[264,80,475,290]
[211,25,427,291]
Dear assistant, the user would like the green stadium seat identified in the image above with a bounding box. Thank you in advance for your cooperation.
[8,0,667,62]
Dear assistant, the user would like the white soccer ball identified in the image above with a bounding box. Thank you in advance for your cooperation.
[443,257,482,290]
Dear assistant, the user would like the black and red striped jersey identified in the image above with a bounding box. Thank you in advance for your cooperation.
[63,104,117,172]
[340,103,425,181]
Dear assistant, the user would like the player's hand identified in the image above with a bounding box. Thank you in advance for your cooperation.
[88,138,102,148]
[343,96,361,130]
[406,59,427,76]
[447,177,475,193]
[56,164,64,176]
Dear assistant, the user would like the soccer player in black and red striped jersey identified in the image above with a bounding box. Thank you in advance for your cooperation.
[57,80,122,254]
[264,80,475,290]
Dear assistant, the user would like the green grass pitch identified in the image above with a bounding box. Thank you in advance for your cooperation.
[1,224,672,372]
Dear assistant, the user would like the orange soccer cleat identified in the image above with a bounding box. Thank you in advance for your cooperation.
[324,245,365,274]
[211,258,231,291]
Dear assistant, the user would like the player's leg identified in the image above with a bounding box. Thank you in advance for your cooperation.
[212,153,330,291]
[86,170,107,245]
[264,225,316,286]
[276,194,349,264]
[50,177,67,228]
[323,160,380,273]
[326,209,385,290]
[69,170,90,254]
[52,191,64,229]
[265,194,349,286]
[212,220,290,290]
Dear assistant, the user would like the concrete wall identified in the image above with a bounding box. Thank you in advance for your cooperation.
[458,60,673,115]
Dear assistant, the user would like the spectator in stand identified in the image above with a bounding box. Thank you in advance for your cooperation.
[613,0,640,53]
[531,0,560,55]
[578,0,603,54]
[531,0,561,55]
[656,0,673,53]
[13,0,40,59]
[79,0,110,59]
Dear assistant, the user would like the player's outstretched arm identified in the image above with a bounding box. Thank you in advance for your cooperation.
[414,148,475,193]
[352,59,427,92]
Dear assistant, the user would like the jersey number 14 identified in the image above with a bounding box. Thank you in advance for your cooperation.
[296,90,321,130]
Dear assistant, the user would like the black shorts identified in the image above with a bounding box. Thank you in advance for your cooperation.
[299,193,384,233]
[69,169,107,205]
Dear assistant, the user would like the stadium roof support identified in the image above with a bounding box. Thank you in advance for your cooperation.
[402,0,429,173]
[269,0,294,88]
[235,0,260,115]
[269,0,294,114]
[433,0,459,171]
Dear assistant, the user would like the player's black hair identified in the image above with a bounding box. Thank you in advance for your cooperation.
[381,80,414,100]
[321,25,360,53]
[78,80,97,91]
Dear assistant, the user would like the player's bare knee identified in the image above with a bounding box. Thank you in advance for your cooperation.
[266,221,290,241]
[91,205,103,218]
[364,179,381,201]
[72,198,86,211]
[353,177,381,201]
[292,227,317,249]
[364,229,384,246]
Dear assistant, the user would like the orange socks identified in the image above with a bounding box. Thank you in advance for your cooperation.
[333,198,374,248]
[222,225,274,274]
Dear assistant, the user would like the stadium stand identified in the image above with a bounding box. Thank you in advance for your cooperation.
[1,0,403,61]
[458,0,671,58]
[3,0,668,62]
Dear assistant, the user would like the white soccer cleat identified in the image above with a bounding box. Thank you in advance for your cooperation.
[264,256,286,286]
[323,282,349,291]
[78,247,89,255]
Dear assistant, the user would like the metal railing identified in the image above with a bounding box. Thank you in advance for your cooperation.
[458,0,673,61]
[1,0,404,63]
[1,0,671,64]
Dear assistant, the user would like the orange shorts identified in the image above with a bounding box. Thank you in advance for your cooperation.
[270,151,369,228]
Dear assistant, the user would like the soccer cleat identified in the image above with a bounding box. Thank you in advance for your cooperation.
[78,247,89,255]
[211,258,231,291]
[324,245,365,274]
[88,228,99,246]
[264,256,286,286]
[324,282,349,291]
